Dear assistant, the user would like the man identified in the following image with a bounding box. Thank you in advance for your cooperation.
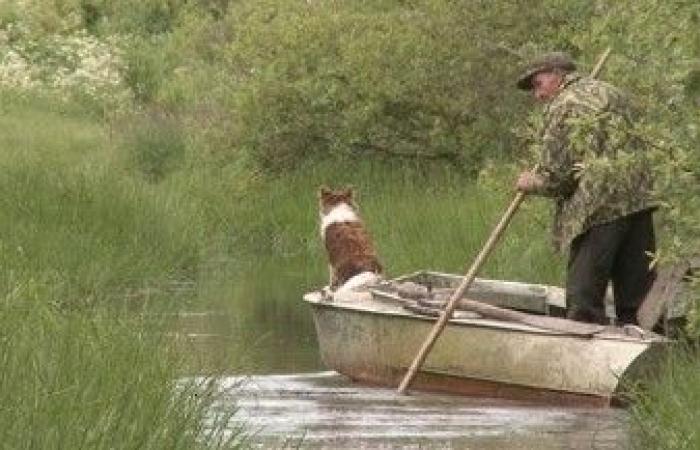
[515,51,656,325]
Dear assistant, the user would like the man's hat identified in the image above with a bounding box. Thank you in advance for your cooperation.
[516,52,576,90]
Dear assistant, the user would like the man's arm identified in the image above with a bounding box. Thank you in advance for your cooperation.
[518,103,581,197]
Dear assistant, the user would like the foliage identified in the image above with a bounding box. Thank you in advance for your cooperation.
[0,284,242,449]
[116,0,554,172]
[0,91,203,308]
[223,2,469,170]
[0,19,129,108]
[575,0,700,334]
[214,0,584,172]
[628,345,700,450]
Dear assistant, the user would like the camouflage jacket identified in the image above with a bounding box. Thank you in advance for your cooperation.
[531,72,655,252]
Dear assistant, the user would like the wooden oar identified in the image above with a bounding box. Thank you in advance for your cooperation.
[397,48,612,395]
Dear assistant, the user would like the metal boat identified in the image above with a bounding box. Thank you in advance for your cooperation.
[304,271,671,406]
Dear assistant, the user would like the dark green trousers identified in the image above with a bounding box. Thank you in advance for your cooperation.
[566,209,656,325]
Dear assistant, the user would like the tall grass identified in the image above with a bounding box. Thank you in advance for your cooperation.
[222,159,564,286]
[628,345,700,450]
[0,286,241,449]
[0,90,240,448]
[0,90,203,309]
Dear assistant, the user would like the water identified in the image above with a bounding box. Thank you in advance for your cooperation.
[196,372,628,449]
[177,257,631,448]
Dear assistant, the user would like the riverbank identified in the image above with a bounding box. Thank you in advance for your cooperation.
[0,91,241,448]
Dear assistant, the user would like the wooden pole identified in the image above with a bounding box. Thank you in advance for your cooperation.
[419,297,604,336]
[397,193,525,394]
[397,47,612,395]
[590,47,612,80]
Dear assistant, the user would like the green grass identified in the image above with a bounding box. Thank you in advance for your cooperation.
[0,288,241,449]
[628,345,700,450]
[0,90,204,309]
[0,90,239,448]
[222,159,565,286]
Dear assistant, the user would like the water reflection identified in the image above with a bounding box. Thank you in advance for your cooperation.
[177,256,325,374]
[201,372,628,449]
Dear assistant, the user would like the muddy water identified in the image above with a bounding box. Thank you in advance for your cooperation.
[178,258,631,448]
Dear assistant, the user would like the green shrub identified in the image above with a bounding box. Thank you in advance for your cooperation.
[122,109,187,181]
[572,0,700,333]
[221,1,520,172]
[121,34,178,103]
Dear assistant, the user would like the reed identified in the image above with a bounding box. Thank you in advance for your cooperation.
[0,289,241,449]
[223,159,564,286]
[0,90,239,448]
[627,344,700,450]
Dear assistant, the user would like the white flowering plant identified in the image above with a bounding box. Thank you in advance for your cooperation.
[0,4,131,109]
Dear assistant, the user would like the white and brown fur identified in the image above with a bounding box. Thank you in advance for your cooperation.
[319,186,383,293]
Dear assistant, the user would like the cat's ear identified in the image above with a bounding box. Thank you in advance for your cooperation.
[341,185,355,200]
[318,185,332,199]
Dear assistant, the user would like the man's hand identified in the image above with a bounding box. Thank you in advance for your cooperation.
[515,171,545,193]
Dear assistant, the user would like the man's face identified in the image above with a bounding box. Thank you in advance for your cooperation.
[531,71,563,102]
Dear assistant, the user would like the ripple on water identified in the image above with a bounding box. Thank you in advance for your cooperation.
[186,371,629,449]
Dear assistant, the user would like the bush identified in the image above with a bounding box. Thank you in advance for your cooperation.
[122,109,187,181]
[222,1,521,172]
[574,0,700,333]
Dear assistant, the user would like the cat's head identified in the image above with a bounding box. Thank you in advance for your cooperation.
[318,186,356,215]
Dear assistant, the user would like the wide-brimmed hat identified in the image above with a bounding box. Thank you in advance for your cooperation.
[516,52,576,90]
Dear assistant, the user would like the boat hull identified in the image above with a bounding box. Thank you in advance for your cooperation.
[305,291,668,407]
